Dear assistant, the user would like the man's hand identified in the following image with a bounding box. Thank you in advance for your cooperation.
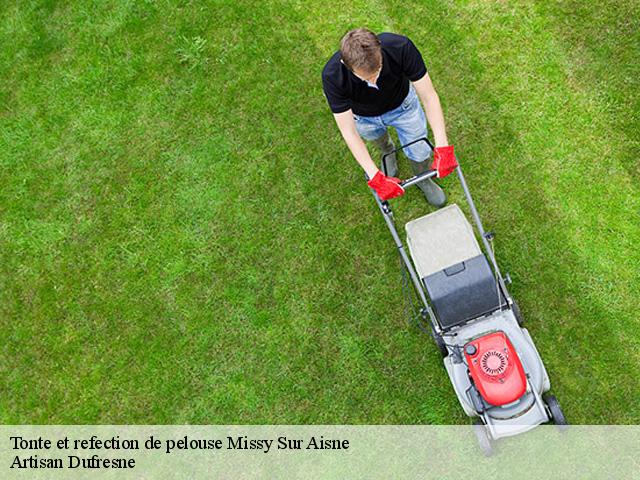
[367,171,405,200]
[432,145,458,178]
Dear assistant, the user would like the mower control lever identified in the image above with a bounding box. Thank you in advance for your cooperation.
[400,169,438,189]
[381,137,440,190]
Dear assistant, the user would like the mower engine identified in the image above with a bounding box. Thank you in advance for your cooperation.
[464,332,527,406]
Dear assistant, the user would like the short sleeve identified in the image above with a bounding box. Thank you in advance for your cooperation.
[322,75,351,114]
[401,37,427,81]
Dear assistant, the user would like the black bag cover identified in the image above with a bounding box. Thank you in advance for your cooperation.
[423,254,501,329]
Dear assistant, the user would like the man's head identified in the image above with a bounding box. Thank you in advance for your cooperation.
[340,28,382,84]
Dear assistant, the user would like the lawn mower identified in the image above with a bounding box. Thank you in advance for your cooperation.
[372,138,567,455]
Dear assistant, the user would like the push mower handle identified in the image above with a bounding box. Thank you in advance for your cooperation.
[400,169,438,188]
[381,137,438,189]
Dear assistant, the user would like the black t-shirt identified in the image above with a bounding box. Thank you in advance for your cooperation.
[321,32,427,116]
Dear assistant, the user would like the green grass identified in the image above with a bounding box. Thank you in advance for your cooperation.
[0,0,638,424]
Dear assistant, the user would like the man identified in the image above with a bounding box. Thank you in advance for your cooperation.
[322,28,457,205]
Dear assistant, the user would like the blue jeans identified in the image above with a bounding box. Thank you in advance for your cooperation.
[354,86,431,162]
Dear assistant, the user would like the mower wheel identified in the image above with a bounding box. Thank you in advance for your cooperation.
[433,334,448,357]
[472,419,494,457]
[544,394,569,432]
[511,300,525,326]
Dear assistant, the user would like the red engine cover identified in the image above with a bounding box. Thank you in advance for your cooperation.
[464,331,526,406]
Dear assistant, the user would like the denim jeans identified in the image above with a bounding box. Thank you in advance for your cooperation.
[354,85,431,162]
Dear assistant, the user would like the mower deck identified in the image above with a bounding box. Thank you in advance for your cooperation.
[442,308,551,439]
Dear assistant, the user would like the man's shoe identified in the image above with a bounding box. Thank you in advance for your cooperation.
[372,131,397,177]
[410,159,447,208]
[419,178,447,208]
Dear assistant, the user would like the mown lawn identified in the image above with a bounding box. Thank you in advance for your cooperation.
[1,0,638,424]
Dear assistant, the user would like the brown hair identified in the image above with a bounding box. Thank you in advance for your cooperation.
[340,28,382,73]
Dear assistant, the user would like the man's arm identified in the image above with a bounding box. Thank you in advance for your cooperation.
[332,110,404,200]
[412,73,449,147]
[333,110,379,179]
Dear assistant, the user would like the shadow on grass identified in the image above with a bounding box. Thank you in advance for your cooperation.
[532,0,640,183]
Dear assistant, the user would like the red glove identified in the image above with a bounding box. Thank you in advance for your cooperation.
[367,171,405,201]
[431,145,458,178]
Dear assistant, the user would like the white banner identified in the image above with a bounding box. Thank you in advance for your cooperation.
[2,425,639,479]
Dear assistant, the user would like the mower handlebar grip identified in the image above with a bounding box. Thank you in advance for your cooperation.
[400,169,438,189]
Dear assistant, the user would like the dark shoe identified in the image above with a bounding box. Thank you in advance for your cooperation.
[372,131,397,177]
[410,159,447,208]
